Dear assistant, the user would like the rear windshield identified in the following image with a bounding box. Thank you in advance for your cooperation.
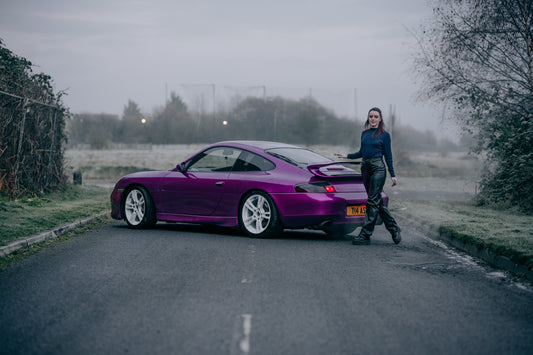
[266,147,331,168]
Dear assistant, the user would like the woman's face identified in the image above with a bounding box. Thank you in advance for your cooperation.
[368,110,381,128]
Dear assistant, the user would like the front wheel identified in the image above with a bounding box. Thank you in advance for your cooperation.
[123,186,156,229]
[239,191,282,238]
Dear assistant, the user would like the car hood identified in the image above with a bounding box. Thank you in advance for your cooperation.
[114,170,172,188]
[121,170,171,179]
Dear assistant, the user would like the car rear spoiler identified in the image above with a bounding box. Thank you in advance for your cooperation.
[307,161,362,178]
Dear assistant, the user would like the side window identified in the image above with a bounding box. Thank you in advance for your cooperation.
[188,147,242,172]
[232,151,275,172]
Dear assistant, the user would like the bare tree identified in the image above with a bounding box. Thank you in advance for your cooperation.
[413,0,533,211]
[1,40,68,195]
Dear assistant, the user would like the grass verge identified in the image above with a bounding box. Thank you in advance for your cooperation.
[0,184,111,246]
[390,199,533,269]
[0,215,112,269]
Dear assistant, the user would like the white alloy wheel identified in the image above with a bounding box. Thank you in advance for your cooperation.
[124,188,146,226]
[240,192,280,237]
[242,194,271,234]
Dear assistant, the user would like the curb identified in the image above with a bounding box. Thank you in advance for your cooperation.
[394,213,533,283]
[0,211,110,258]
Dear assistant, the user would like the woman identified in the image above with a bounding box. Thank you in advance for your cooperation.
[336,107,401,245]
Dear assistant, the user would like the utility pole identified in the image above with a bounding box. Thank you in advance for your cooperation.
[354,88,358,120]
[389,104,396,138]
[212,84,216,118]
[274,108,278,141]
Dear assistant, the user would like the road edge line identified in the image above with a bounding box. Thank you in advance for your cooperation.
[393,213,533,283]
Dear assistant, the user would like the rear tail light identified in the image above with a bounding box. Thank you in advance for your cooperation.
[295,182,336,193]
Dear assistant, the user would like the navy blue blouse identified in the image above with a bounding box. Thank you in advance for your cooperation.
[347,128,395,177]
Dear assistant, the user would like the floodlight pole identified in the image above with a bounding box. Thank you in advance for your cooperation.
[212,84,216,118]
[354,88,358,120]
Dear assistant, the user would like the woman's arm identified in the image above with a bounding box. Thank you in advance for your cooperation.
[383,132,397,185]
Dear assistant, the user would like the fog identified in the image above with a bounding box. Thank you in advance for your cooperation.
[0,0,459,139]
[64,143,481,202]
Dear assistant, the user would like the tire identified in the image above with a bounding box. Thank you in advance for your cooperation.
[123,186,156,229]
[239,191,282,238]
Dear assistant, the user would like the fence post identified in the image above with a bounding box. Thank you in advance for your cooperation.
[45,107,57,186]
[13,98,28,192]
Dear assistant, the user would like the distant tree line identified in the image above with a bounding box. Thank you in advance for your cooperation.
[69,93,464,154]
[0,39,68,196]
[69,94,363,148]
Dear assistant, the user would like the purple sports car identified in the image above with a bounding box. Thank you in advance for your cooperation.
[110,141,387,238]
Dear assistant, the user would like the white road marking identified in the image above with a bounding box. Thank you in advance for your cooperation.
[232,246,255,353]
[231,314,253,355]
[422,234,533,292]
[241,244,257,284]
[239,314,252,353]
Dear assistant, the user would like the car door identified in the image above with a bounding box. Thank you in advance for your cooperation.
[159,147,241,216]
[212,150,277,214]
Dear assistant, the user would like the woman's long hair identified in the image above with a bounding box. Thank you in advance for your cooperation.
[364,107,385,138]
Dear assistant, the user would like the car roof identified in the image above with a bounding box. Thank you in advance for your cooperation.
[212,140,301,151]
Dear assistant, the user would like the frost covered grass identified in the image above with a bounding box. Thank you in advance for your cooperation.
[64,144,481,183]
[63,143,482,202]
[390,199,533,269]
[0,185,110,246]
[64,144,205,185]
[65,144,205,172]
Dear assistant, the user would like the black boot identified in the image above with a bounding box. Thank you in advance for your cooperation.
[352,234,370,245]
[391,230,401,244]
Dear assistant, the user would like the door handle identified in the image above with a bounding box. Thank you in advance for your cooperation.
[216,181,224,186]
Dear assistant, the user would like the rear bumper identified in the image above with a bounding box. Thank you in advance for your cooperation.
[270,192,373,228]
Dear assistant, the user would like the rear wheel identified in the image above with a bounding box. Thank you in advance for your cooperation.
[123,186,156,229]
[239,191,281,238]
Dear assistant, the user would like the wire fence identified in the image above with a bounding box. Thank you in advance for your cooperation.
[0,89,67,196]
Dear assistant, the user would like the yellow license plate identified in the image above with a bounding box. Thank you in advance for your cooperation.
[347,205,366,216]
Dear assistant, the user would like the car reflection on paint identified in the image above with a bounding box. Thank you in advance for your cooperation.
[110,140,387,238]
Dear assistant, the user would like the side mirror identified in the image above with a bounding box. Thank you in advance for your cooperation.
[176,162,186,172]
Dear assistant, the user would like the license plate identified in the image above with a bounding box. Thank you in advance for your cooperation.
[347,205,366,216]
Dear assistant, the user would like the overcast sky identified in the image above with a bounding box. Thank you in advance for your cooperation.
[0,0,459,139]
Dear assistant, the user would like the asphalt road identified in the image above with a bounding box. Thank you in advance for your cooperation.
[1,221,532,355]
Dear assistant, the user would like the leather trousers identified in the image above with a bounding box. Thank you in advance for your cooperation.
[359,157,400,238]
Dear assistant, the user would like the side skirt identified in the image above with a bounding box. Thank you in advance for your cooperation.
[157,213,239,228]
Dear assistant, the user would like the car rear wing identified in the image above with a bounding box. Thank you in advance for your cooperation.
[307,161,362,178]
